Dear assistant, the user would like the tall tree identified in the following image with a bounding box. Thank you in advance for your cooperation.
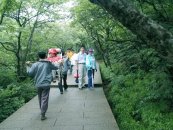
[0,0,17,24]
[89,0,173,64]
[0,0,63,78]
[73,0,137,67]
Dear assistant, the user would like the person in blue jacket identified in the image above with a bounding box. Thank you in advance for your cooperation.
[26,51,59,120]
[58,51,70,93]
[86,48,97,89]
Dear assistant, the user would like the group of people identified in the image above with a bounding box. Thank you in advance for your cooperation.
[74,47,97,89]
[62,47,97,90]
[26,46,97,120]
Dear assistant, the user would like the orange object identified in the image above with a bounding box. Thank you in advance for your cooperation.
[66,51,74,60]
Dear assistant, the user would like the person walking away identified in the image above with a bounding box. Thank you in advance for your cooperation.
[75,47,87,89]
[86,48,97,89]
[47,49,61,82]
[26,51,59,120]
[58,51,70,93]
[47,48,64,94]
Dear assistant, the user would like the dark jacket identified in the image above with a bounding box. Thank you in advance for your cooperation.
[27,59,58,88]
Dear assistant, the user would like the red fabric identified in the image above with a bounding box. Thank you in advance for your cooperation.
[47,56,62,62]
[48,48,57,54]
[73,73,79,78]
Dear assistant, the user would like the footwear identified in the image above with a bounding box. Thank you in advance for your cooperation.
[41,115,47,120]
[82,84,87,88]
[64,86,68,91]
[90,87,94,90]
[88,87,94,90]
[60,92,63,94]
[53,80,56,83]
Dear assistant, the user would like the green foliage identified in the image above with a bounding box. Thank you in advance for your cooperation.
[0,80,36,123]
[101,61,173,130]
[0,0,18,13]
[73,1,173,129]
[73,0,138,66]
[100,62,111,80]
[1,0,173,129]
[0,0,74,78]
[0,70,16,89]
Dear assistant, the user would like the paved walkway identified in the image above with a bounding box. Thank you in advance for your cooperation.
[0,64,119,130]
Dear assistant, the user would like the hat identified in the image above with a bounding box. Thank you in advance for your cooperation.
[56,48,61,52]
[88,48,94,52]
[48,49,57,54]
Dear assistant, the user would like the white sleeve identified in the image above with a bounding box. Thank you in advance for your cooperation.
[26,66,31,73]
[75,53,79,61]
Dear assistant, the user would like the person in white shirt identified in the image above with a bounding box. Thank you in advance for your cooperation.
[75,47,87,89]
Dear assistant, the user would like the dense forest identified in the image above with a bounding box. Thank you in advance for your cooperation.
[1,0,173,129]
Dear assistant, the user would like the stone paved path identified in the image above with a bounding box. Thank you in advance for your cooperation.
[0,88,119,130]
[0,63,119,130]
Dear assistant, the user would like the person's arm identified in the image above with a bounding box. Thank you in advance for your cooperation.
[27,63,36,77]
[94,60,97,72]
[50,61,60,70]
[93,56,97,71]
[86,55,92,70]
[67,58,71,69]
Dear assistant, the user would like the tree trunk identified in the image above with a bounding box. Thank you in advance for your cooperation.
[16,31,22,77]
[24,1,44,62]
[0,11,5,24]
[89,0,173,63]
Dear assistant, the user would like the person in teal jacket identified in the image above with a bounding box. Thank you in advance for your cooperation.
[86,48,97,89]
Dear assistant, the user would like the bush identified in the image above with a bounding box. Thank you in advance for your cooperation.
[7,79,37,103]
[0,69,16,89]
[0,79,36,123]
[100,62,173,130]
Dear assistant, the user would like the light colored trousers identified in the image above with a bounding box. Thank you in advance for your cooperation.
[78,64,86,88]
[52,70,56,80]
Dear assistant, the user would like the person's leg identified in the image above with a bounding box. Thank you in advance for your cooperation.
[92,69,95,79]
[37,87,43,109]
[78,64,83,89]
[58,76,63,94]
[92,69,95,87]
[40,87,50,120]
[63,74,68,90]
[52,70,56,82]
[72,65,76,75]
[82,65,86,87]
[87,70,92,88]
[70,63,73,74]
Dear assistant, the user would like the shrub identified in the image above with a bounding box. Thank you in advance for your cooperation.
[0,79,36,123]
[100,62,173,130]
[0,69,16,89]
